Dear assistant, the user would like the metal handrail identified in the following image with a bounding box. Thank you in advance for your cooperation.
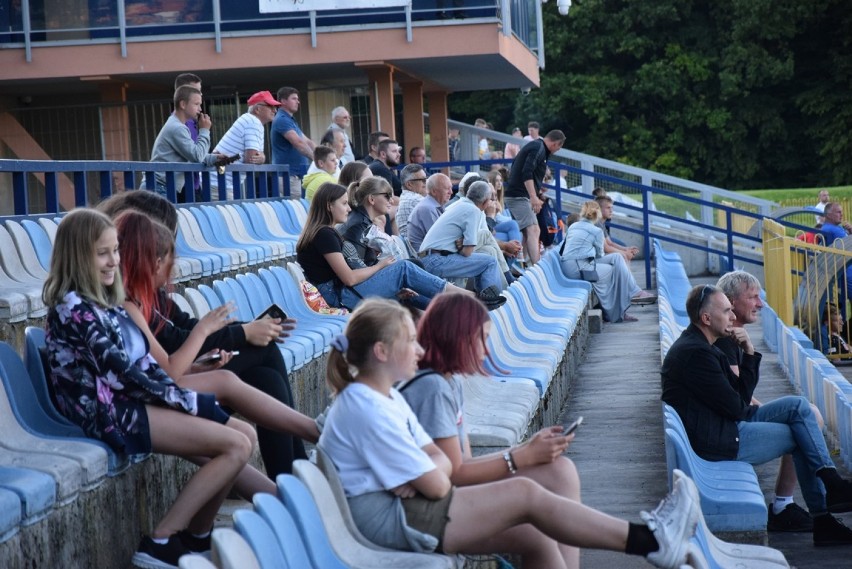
[0,160,292,215]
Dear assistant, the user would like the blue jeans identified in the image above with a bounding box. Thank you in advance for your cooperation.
[316,260,446,311]
[494,219,522,244]
[421,252,501,293]
[736,395,834,514]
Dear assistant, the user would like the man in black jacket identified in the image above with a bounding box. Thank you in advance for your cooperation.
[662,284,852,546]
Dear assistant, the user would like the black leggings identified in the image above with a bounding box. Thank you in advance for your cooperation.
[223,343,307,478]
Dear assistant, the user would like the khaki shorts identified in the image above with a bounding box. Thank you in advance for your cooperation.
[401,488,454,553]
[503,196,536,230]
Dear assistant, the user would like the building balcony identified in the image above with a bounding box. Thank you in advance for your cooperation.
[0,0,543,95]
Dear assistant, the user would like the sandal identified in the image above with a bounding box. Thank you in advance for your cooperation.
[621,313,639,322]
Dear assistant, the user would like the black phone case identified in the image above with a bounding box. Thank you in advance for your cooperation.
[257,303,287,321]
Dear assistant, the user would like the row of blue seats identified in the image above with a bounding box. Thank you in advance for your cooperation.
[0,193,597,557]
[182,456,461,569]
[762,303,852,472]
[0,198,312,324]
[655,241,769,535]
[0,232,591,551]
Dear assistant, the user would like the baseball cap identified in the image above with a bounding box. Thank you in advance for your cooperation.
[247,91,281,106]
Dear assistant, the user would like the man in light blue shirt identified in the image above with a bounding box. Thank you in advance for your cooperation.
[418,180,505,308]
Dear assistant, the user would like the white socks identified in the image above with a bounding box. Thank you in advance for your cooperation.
[772,495,794,515]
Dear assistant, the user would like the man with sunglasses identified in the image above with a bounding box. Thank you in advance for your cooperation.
[662,284,852,546]
[210,90,280,199]
[397,164,429,239]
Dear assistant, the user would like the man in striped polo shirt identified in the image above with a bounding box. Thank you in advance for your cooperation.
[211,90,280,199]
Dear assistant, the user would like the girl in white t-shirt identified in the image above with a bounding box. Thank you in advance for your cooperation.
[319,298,700,569]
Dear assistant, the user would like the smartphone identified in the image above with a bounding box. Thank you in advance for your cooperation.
[196,350,240,364]
[195,352,221,364]
[256,303,287,321]
[563,416,583,435]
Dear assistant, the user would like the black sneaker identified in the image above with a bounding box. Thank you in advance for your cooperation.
[767,503,813,532]
[478,286,507,311]
[826,479,852,513]
[813,514,852,546]
[131,535,189,569]
[176,529,212,553]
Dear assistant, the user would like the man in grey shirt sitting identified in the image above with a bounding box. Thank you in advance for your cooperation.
[407,173,453,252]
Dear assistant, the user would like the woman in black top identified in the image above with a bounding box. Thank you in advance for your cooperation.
[296,182,466,311]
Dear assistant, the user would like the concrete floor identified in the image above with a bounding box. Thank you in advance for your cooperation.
[563,266,852,568]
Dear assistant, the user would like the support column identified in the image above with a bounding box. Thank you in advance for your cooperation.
[99,81,131,191]
[426,90,450,165]
[361,64,396,137]
[400,80,424,155]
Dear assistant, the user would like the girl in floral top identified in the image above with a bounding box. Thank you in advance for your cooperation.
[113,210,319,470]
[43,208,254,569]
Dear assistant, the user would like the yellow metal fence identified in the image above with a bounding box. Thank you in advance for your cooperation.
[762,219,852,359]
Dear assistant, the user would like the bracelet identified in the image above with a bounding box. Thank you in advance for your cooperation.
[503,450,517,475]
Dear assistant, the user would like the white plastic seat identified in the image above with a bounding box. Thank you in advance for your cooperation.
[294,459,461,568]
[169,292,195,318]
[183,288,212,318]
[38,218,58,244]
[211,528,261,569]
[4,220,48,280]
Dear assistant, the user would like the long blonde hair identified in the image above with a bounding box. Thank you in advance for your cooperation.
[327,298,412,394]
[43,208,125,308]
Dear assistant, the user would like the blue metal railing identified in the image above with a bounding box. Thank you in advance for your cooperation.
[0,160,291,215]
[545,161,821,289]
[0,157,813,290]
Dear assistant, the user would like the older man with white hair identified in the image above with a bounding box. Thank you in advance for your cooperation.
[418,180,507,309]
[396,164,428,239]
[407,173,453,252]
[328,106,355,164]
[444,178,515,287]
[715,270,823,533]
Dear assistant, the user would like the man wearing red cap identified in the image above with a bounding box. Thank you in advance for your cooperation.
[211,90,281,199]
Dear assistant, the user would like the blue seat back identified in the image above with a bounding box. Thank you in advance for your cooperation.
[276,475,348,569]
[0,342,80,438]
[23,327,78,430]
[253,493,315,569]
[233,508,289,569]
[20,220,53,271]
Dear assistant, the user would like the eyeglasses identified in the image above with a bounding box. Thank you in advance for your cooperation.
[697,285,715,311]
[373,192,392,200]
[409,178,427,184]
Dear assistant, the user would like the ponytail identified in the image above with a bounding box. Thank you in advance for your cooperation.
[325,298,410,394]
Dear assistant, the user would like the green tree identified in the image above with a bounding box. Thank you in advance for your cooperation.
[450,0,852,189]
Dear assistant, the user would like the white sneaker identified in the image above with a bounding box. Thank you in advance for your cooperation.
[643,469,700,569]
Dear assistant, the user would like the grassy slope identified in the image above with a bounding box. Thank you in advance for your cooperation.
[651,185,852,218]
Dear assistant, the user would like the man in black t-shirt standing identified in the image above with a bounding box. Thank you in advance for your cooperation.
[503,129,565,265]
